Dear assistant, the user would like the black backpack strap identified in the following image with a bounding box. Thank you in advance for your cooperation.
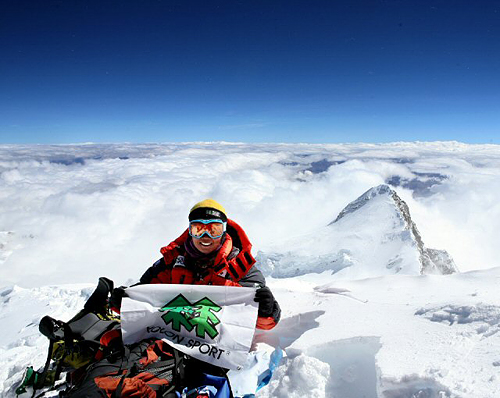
[111,370,128,398]
[32,318,73,396]
[51,323,74,385]
[172,348,185,387]
[28,339,54,398]
[84,277,114,315]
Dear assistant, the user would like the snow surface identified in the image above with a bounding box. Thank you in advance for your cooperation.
[1,142,500,397]
[2,270,499,397]
[256,268,500,397]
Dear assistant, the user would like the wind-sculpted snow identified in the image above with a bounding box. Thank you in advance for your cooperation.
[257,354,331,398]
[256,249,354,278]
[380,375,452,398]
[416,304,500,337]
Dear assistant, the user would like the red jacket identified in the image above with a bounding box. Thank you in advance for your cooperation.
[140,219,280,330]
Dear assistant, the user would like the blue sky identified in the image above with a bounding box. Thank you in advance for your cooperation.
[1,0,499,144]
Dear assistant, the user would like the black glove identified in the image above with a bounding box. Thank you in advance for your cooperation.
[254,286,275,317]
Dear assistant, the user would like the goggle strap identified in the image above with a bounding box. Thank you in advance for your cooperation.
[190,219,225,224]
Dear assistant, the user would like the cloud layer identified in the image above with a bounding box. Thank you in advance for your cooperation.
[1,142,499,287]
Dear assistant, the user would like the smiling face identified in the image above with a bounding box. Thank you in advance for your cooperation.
[192,235,222,254]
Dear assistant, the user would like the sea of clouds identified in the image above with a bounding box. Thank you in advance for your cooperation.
[1,141,500,288]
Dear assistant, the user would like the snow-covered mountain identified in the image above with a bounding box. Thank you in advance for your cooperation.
[257,184,457,279]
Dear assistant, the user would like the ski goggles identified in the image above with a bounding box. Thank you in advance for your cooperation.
[189,219,226,239]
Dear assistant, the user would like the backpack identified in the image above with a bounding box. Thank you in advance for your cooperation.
[62,338,184,398]
[16,277,233,398]
[63,339,233,398]
[16,277,121,396]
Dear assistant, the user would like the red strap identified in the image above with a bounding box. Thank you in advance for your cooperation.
[95,328,121,360]
[213,234,233,265]
[100,328,121,347]
[225,249,256,281]
[211,219,256,282]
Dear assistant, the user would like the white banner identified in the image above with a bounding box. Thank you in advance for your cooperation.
[120,284,259,370]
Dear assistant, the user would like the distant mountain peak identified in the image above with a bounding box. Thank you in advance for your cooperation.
[332,185,458,275]
[258,184,458,279]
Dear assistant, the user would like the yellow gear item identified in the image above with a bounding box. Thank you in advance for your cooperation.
[190,199,226,216]
[52,340,94,369]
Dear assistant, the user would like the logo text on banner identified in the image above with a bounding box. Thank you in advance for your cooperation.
[120,284,259,370]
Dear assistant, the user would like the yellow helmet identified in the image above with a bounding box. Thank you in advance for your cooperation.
[189,199,227,222]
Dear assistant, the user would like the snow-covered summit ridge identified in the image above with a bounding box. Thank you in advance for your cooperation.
[331,184,392,224]
[257,184,458,279]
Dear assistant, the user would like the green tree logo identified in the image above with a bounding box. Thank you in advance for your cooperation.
[159,294,222,339]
